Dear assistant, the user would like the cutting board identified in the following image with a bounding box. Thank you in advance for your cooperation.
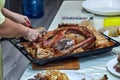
[32,59,80,70]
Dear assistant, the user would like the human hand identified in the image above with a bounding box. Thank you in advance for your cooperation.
[23,28,42,42]
[12,13,31,27]
[2,8,31,27]
[36,27,47,35]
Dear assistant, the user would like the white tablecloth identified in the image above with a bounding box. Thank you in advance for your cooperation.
[21,1,120,80]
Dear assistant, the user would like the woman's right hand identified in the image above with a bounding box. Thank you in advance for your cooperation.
[23,28,42,42]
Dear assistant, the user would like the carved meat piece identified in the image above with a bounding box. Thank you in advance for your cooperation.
[81,21,114,48]
[114,56,120,72]
[54,38,75,51]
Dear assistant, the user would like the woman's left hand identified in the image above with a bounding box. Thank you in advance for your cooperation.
[12,13,31,27]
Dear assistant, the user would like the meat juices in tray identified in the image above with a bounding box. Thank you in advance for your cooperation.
[9,21,120,65]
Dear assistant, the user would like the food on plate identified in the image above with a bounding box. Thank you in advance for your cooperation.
[99,26,120,37]
[114,55,120,72]
[100,74,108,80]
[20,21,114,60]
[28,70,69,80]
[108,26,120,37]
[103,17,120,37]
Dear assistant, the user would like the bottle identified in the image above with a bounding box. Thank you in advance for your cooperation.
[22,0,44,19]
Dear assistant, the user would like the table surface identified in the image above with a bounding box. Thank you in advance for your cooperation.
[21,1,120,80]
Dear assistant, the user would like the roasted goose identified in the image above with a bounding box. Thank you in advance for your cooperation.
[20,22,114,60]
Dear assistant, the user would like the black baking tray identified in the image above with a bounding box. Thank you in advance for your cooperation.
[7,33,120,65]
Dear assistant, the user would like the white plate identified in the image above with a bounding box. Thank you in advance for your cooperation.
[107,58,120,77]
[26,70,93,80]
[82,0,120,16]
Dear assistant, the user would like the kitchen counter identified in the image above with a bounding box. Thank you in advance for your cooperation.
[21,1,120,80]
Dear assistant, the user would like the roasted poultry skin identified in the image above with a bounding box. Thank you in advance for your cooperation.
[20,22,114,60]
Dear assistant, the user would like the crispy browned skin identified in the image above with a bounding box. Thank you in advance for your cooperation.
[81,21,114,48]
[114,56,120,72]
[42,25,96,48]
[40,24,96,55]
[20,23,114,60]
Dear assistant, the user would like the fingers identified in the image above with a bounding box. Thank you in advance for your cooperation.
[23,26,47,42]
[36,27,47,35]
[23,17,32,27]
[13,13,31,27]
[24,17,31,27]
[34,34,42,42]
[23,29,42,42]
[18,16,31,27]
[27,34,38,42]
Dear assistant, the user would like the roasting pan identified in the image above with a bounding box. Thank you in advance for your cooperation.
[5,33,120,65]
